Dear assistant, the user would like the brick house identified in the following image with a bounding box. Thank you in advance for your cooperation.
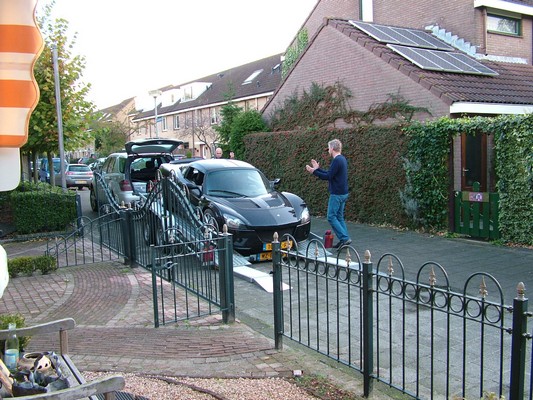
[130,54,282,158]
[263,0,533,194]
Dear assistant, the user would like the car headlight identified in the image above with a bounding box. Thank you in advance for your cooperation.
[301,207,310,224]
[223,214,245,229]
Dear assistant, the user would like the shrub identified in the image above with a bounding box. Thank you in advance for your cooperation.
[32,255,58,275]
[7,256,34,277]
[0,313,30,352]
[8,181,77,234]
[7,255,57,277]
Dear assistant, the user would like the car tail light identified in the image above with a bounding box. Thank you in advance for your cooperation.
[66,171,74,175]
[119,180,133,191]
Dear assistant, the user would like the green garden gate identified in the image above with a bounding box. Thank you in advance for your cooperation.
[454,181,500,240]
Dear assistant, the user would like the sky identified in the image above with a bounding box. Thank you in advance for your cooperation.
[43,0,318,110]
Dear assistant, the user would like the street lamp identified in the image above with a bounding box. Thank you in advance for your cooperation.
[148,89,162,138]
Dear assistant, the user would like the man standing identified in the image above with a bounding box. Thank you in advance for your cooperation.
[305,139,351,248]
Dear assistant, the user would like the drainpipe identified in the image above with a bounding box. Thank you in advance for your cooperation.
[481,8,488,55]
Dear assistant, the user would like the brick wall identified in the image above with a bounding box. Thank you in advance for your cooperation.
[289,0,360,49]
[263,25,450,122]
[297,0,532,63]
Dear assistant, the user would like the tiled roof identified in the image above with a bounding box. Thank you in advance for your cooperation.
[329,18,533,106]
[133,54,282,121]
[98,97,134,116]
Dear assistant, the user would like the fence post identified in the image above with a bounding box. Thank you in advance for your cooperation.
[272,232,283,350]
[119,207,134,266]
[150,245,159,328]
[362,250,374,397]
[509,282,529,400]
[219,225,235,324]
[75,193,83,235]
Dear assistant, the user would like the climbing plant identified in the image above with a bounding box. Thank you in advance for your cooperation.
[282,28,308,78]
[268,82,428,132]
[403,115,532,244]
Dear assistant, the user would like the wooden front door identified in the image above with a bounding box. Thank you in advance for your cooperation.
[461,133,487,191]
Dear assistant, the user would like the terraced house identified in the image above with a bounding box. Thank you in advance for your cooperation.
[129,54,283,159]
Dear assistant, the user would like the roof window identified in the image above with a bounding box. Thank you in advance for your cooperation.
[243,69,263,85]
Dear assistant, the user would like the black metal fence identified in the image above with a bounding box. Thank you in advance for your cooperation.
[272,235,532,400]
[48,173,235,326]
[149,231,235,327]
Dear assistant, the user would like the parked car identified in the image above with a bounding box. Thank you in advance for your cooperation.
[89,157,106,171]
[160,159,311,257]
[38,158,67,183]
[160,157,204,176]
[53,163,93,189]
[90,138,183,211]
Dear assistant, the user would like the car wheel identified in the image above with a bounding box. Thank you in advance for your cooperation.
[143,214,164,246]
[90,189,98,212]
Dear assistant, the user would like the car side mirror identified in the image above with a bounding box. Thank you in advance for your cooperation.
[270,178,281,189]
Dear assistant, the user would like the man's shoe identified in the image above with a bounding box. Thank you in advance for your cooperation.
[334,239,352,249]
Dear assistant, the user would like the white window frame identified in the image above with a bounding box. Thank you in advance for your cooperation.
[487,13,521,36]
[173,115,180,130]
[162,117,168,131]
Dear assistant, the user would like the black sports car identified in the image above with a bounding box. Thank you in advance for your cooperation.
[161,159,311,257]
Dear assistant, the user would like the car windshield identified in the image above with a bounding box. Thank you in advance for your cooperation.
[205,169,270,198]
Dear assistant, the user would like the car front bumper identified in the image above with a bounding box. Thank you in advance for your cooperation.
[230,221,311,256]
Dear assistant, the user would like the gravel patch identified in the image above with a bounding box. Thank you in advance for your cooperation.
[84,372,319,400]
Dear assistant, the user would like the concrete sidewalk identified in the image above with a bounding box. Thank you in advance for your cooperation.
[0,217,531,398]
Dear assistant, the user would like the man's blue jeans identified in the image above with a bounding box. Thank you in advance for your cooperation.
[327,193,349,242]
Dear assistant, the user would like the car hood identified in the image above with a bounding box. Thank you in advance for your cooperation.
[208,192,302,227]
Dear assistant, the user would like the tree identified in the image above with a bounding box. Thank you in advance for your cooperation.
[229,110,268,160]
[214,102,242,151]
[24,0,96,183]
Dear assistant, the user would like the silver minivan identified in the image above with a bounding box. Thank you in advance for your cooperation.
[90,139,183,211]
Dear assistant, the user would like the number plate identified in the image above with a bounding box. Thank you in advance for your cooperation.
[75,180,87,184]
[259,252,272,261]
[262,240,293,251]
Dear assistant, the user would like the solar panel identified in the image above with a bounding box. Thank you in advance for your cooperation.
[388,44,499,76]
[350,20,454,51]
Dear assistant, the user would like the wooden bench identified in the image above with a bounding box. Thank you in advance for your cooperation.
[0,318,125,400]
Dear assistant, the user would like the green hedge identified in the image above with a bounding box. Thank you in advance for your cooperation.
[246,115,531,245]
[244,125,411,228]
[8,182,77,234]
[7,255,57,277]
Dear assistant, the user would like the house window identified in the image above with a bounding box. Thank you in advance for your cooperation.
[162,117,168,131]
[210,108,218,124]
[184,113,189,128]
[242,69,263,85]
[174,115,180,130]
[487,14,521,36]
[196,110,202,126]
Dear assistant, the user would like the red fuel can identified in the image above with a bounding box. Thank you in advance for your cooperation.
[324,230,334,248]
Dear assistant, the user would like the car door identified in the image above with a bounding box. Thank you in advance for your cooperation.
[97,156,116,202]
[182,167,204,206]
